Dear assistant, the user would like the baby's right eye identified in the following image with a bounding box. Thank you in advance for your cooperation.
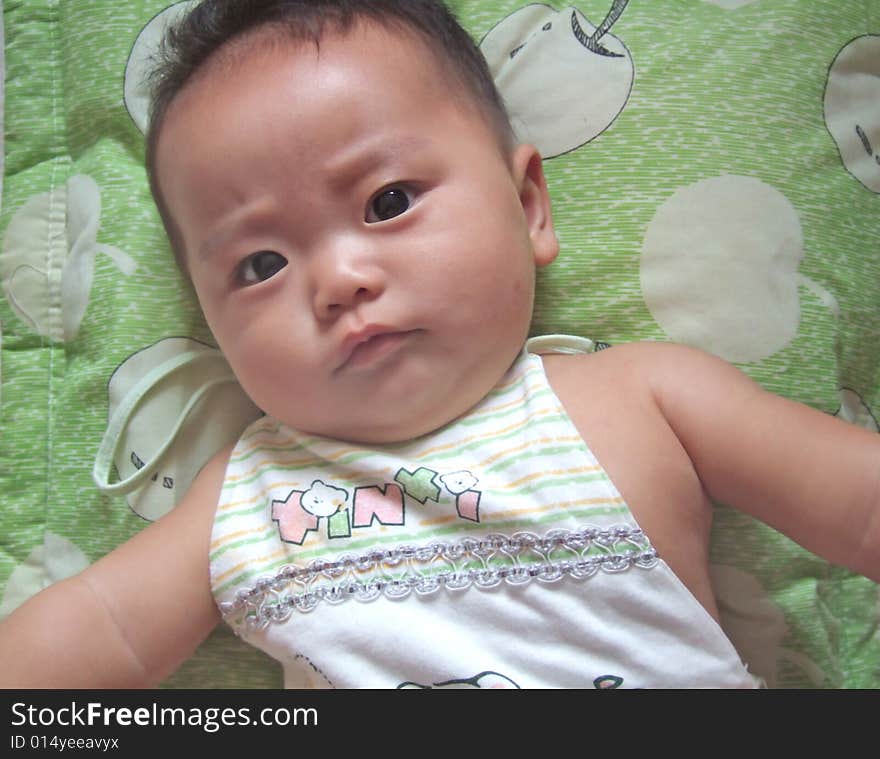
[236,251,287,285]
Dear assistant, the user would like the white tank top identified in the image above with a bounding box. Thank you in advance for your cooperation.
[210,337,759,688]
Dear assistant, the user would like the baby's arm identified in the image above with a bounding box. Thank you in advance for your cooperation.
[644,343,880,580]
[0,445,230,688]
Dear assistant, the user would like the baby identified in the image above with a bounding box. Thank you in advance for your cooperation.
[1,0,878,689]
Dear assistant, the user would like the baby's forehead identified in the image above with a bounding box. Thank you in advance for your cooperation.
[208,20,448,84]
[191,20,497,130]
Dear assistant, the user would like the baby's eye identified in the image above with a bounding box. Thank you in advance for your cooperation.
[365,186,413,223]
[237,250,287,285]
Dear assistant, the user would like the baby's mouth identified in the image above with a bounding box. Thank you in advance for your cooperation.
[337,328,419,372]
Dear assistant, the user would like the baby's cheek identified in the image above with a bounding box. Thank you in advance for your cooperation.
[499,267,536,318]
[222,339,293,410]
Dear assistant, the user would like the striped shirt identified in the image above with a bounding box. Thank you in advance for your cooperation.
[210,341,759,688]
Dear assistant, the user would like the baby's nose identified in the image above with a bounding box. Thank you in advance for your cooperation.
[311,251,386,319]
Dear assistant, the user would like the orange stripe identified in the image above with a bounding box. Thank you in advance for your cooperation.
[209,524,274,551]
[213,546,288,586]
[501,465,601,489]
[475,435,582,467]
[217,480,305,512]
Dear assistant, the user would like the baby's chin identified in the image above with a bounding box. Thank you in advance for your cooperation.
[260,339,526,443]
[273,380,497,445]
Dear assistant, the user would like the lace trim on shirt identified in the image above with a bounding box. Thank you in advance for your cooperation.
[220,525,659,629]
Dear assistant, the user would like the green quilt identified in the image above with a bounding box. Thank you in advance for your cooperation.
[1,0,878,688]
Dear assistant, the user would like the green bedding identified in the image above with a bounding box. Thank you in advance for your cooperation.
[1,0,878,688]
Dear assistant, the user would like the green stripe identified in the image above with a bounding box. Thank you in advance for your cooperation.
[230,436,314,467]
[222,447,381,490]
[224,448,381,490]
[499,472,610,498]
[210,525,277,562]
[482,443,593,475]
[214,500,270,523]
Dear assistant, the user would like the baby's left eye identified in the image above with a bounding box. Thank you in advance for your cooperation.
[365,186,413,223]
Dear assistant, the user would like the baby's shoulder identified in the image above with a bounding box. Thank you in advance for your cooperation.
[537,338,769,492]
[539,339,736,406]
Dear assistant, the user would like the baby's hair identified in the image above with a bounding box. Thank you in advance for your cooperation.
[144,0,514,270]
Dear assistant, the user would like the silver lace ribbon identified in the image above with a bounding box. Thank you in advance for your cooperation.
[221,525,659,629]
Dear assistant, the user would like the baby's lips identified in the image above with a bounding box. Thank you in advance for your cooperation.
[335,323,412,371]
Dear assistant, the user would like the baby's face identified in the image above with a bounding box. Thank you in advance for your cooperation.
[155,23,557,442]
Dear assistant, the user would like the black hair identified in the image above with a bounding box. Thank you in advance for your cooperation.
[143,0,513,266]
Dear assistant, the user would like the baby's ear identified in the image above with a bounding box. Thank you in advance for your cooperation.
[511,144,559,267]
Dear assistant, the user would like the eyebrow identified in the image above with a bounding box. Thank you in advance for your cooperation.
[323,134,433,191]
[198,198,275,263]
